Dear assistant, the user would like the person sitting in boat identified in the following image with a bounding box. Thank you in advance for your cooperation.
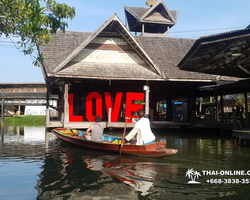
[124,109,155,145]
[84,115,104,142]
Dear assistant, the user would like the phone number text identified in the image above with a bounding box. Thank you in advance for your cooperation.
[207,179,250,184]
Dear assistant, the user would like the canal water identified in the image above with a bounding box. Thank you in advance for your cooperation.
[0,125,250,200]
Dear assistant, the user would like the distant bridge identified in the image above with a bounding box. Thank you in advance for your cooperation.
[0,83,58,117]
[0,92,57,106]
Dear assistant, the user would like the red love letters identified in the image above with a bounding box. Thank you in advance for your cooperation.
[68,92,144,122]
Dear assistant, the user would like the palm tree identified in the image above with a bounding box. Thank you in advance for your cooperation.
[186,169,201,184]
[185,168,195,181]
[194,171,201,181]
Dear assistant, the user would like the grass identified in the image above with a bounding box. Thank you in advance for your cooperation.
[1,115,46,126]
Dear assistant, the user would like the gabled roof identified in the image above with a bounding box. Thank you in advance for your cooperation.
[39,13,162,80]
[141,0,177,24]
[178,28,250,78]
[39,31,220,82]
[39,10,237,83]
[124,0,178,33]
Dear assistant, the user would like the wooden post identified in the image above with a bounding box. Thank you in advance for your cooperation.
[233,108,237,129]
[45,131,50,149]
[18,105,20,115]
[150,109,154,122]
[150,99,157,122]
[238,136,242,146]
[142,24,145,35]
[144,82,150,118]
[46,88,50,125]
[215,96,219,122]
[199,97,203,116]
[244,92,248,123]
[108,108,111,123]
[220,95,224,124]
[64,83,69,125]
[58,93,63,121]
[1,91,4,124]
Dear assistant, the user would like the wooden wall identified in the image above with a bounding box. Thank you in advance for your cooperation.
[72,37,146,65]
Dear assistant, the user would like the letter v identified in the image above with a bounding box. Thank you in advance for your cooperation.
[105,92,123,122]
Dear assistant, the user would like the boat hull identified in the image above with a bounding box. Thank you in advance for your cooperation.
[52,128,178,158]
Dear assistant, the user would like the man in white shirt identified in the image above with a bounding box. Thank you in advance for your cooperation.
[125,109,155,145]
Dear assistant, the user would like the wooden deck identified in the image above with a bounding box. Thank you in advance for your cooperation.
[46,120,236,130]
[232,128,250,140]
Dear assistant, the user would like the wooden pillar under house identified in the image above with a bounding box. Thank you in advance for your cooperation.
[215,96,219,122]
[150,99,157,122]
[64,83,69,125]
[58,92,64,121]
[233,107,237,129]
[244,92,248,123]
[46,88,50,125]
[144,81,150,118]
[17,100,21,115]
[142,24,145,35]
[220,95,224,124]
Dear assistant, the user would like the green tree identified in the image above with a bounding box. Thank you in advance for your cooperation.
[0,0,75,66]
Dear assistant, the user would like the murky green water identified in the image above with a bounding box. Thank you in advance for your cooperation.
[0,125,250,200]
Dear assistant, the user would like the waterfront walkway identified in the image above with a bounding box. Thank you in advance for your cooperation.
[232,128,250,140]
[46,120,236,131]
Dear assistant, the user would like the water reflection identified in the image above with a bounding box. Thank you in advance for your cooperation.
[101,158,178,196]
[1,125,250,199]
[82,155,179,196]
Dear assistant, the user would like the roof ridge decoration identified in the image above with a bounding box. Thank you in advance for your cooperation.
[140,0,176,24]
[52,13,162,76]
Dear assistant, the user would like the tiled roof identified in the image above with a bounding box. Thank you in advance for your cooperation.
[39,31,216,81]
[39,31,92,75]
[124,7,148,19]
[135,36,215,80]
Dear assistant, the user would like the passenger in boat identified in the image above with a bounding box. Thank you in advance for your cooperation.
[84,115,104,142]
[124,109,155,145]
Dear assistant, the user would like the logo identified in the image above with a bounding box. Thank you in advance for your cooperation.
[185,169,201,184]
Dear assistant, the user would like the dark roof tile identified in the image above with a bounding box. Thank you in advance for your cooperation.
[39,31,92,74]
[135,36,215,80]
[39,31,215,81]
[124,7,149,19]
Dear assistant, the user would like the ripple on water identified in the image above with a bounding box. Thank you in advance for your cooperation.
[1,127,250,200]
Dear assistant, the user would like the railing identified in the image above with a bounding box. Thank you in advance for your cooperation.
[0,100,47,106]
[0,92,58,106]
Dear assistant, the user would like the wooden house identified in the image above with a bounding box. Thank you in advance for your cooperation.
[39,0,230,129]
[125,0,178,35]
[178,27,250,126]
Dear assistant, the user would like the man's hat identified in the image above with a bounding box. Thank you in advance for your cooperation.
[94,115,101,122]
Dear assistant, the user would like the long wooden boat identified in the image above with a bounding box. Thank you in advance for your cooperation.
[52,128,178,158]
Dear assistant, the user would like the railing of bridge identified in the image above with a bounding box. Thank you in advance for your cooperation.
[0,92,58,106]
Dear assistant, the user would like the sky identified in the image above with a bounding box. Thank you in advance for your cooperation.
[0,0,250,83]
